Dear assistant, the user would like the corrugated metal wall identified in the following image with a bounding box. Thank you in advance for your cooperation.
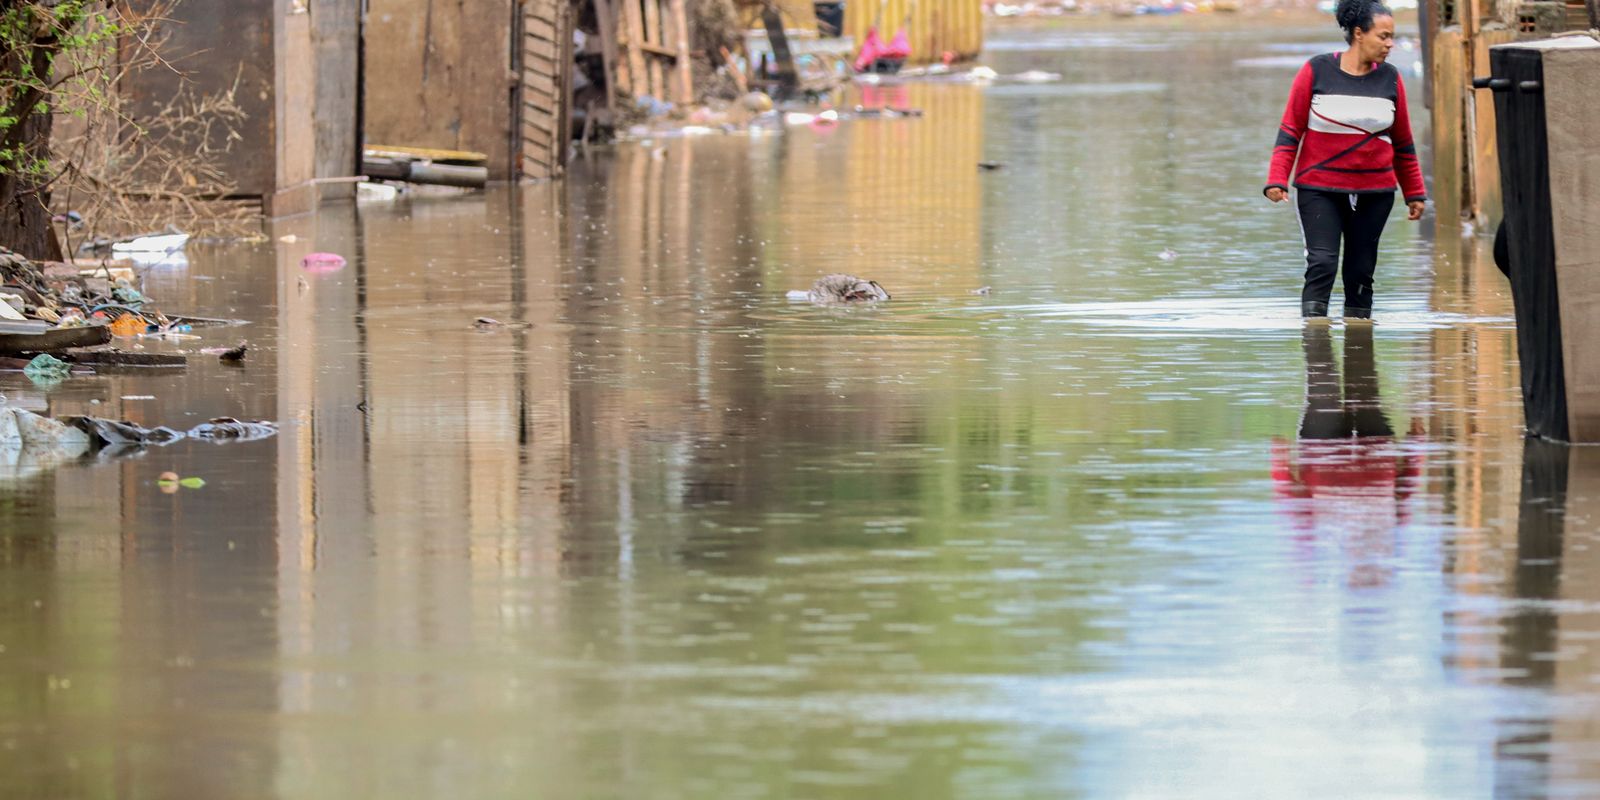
[843,0,983,65]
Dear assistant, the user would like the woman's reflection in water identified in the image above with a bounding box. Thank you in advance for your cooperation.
[1271,323,1425,588]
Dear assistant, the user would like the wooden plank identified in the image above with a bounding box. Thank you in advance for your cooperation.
[519,0,570,180]
[524,36,558,61]
[668,0,693,105]
[636,42,680,58]
[526,15,557,42]
[312,0,361,181]
[522,118,556,141]
[365,0,515,180]
[1430,27,1465,222]
[620,0,650,100]
[643,0,665,98]
[523,129,554,151]
[1470,28,1515,223]
[0,322,112,354]
[523,69,558,96]
[593,0,624,103]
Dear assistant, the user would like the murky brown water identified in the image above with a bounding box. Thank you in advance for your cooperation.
[5,23,1597,800]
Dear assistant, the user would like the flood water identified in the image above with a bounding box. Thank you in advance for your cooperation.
[5,23,1595,800]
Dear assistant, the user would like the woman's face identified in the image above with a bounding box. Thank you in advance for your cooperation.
[1353,14,1396,63]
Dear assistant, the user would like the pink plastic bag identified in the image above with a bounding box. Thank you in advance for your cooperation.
[300,252,347,273]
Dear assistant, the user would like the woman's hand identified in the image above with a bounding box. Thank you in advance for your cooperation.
[1407,200,1426,220]
[1265,187,1288,203]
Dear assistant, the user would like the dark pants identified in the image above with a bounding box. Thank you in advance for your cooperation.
[1299,324,1393,440]
[1297,188,1395,317]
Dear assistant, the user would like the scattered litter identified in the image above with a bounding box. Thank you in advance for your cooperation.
[199,341,248,362]
[4,408,91,449]
[278,234,299,243]
[188,417,278,442]
[120,395,156,401]
[0,292,24,321]
[109,314,147,337]
[111,279,147,306]
[1158,248,1178,262]
[157,471,205,492]
[4,408,278,481]
[110,231,189,254]
[357,182,400,202]
[76,264,136,282]
[1009,70,1063,83]
[71,416,183,446]
[972,286,992,295]
[125,250,188,268]
[473,317,531,330]
[795,274,890,304]
[23,354,72,383]
[301,252,346,272]
[741,92,774,113]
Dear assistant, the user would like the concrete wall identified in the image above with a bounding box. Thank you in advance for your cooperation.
[1543,44,1600,441]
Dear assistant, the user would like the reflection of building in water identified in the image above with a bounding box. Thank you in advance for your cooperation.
[270,190,580,793]
[1492,441,1600,795]
[760,85,985,295]
[1425,233,1524,676]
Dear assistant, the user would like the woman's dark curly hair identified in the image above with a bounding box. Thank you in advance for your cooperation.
[1335,0,1393,43]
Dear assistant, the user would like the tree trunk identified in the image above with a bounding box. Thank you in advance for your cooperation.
[0,107,62,261]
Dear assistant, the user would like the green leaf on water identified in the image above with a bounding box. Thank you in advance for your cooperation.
[179,477,205,489]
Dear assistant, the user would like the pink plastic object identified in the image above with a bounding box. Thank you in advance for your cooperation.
[301,252,347,272]
[884,30,912,59]
[854,28,885,72]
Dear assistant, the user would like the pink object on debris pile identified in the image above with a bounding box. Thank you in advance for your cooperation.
[300,252,347,272]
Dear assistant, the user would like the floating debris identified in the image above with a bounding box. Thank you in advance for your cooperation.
[791,274,891,304]
[23,354,72,384]
[473,317,531,330]
[200,341,248,362]
[188,418,278,442]
[301,252,347,272]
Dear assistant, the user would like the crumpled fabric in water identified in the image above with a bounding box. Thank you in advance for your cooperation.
[187,418,278,442]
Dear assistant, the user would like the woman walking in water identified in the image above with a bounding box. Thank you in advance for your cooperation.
[1265,0,1427,319]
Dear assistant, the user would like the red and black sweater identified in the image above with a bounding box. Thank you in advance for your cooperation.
[1265,53,1427,203]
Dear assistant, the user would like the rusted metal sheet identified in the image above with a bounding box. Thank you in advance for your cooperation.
[120,0,277,197]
